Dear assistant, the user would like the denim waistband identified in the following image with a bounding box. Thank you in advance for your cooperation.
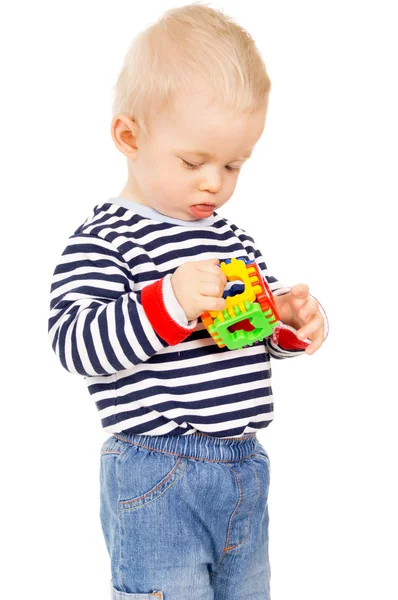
[113,431,258,462]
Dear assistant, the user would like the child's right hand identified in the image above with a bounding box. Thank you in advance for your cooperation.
[171,259,228,321]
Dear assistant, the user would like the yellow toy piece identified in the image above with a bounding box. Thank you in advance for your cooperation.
[207,257,263,320]
[201,257,280,350]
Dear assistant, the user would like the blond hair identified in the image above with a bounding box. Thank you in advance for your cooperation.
[111,2,271,140]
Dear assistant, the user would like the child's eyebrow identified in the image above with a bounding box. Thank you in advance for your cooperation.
[181,149,253,160]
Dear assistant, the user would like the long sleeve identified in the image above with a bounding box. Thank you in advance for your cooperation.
[48,233,197,377]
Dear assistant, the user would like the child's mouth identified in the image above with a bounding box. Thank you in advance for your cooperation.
[190,204,215,218]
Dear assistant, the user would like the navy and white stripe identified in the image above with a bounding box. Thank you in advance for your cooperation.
[48,198,306,438]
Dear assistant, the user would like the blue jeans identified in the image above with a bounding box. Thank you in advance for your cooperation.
[100,430,271,599]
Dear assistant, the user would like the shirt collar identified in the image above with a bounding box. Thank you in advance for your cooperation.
[108,197,216,227]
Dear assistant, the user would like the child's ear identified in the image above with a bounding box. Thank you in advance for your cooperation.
[111,114,139,158]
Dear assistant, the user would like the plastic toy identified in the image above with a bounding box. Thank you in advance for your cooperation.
[200,257,280,350]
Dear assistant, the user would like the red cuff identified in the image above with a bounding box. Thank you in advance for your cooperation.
[272,325,310,350]
[141,278,195,345]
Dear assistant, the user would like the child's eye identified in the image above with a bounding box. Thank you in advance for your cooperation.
[181,159,201,170]
[181,159,240,172]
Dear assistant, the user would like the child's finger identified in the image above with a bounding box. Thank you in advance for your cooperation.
[297,314,324,341]
[303,325,325,354]
[290,283,309,298]
[298,297,319,322]
[305,333,325,355]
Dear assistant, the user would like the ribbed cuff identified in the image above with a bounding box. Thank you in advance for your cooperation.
[271,323,310,350]
[141,274,197,345]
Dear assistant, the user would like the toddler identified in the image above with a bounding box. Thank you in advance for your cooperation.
[48,4,327,599]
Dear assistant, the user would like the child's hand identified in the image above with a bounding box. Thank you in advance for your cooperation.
[171,259,228,321]
[274,283,326,355]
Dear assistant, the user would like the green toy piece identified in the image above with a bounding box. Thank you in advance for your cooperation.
[207,301,277,350]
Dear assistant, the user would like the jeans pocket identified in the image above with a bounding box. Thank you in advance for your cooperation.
[118,447,189,512]
[111,582,163,599]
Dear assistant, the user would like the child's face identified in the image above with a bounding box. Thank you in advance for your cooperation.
[115,90,268,221]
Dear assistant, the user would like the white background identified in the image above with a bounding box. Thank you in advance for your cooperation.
[1,1,397,598]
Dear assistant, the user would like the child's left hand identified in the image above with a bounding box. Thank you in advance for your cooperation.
[273,283,326,355]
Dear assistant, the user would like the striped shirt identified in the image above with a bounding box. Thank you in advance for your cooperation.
[48,197,308,438]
